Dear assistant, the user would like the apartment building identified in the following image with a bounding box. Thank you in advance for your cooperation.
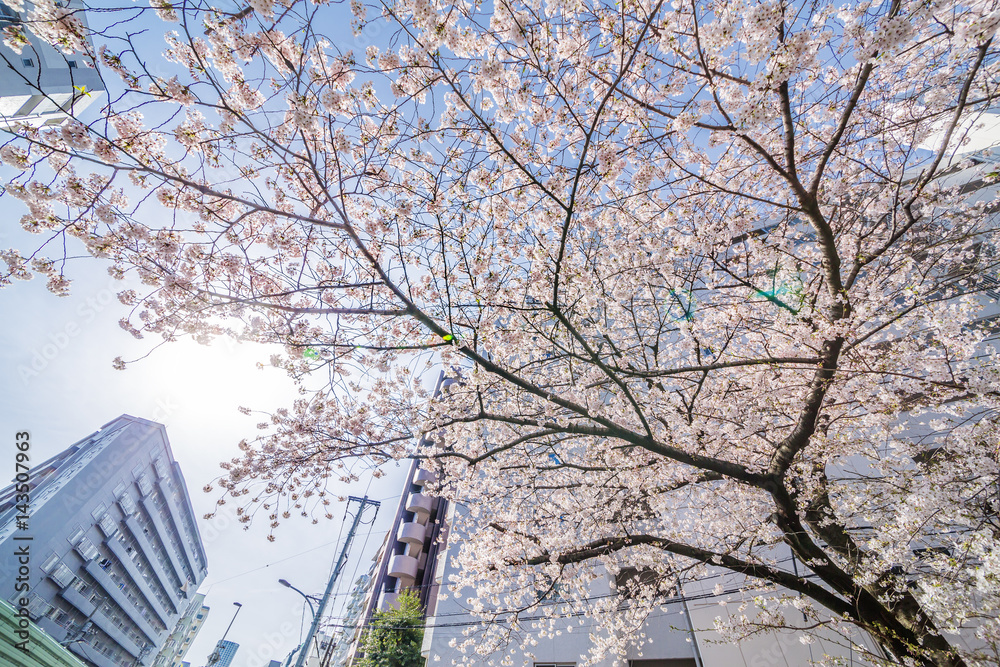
[152,593,209,667]
[207,640,238,667]
[0,0,105,127]
[0,415,209,667]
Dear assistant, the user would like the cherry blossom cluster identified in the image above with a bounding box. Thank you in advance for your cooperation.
[2,0,1000,664]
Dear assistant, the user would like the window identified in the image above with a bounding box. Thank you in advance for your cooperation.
[614,567,667,599]
[50,563,75,588]
[97,513,117,536]
[533,572,566,603]
[137,473,153,496]
[91,503,107,520]
[21,58,33,67]
[0,3,19,26]
[75,536,99,562]
[914,546,952,558]
[67,60,77,68]
[610,496,656,522]
[40,554,59,574]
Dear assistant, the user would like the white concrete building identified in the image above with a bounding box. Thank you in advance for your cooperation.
[0,0,105,128]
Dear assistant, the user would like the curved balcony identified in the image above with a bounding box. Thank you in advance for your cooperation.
[413,468,437,486]
[388,553,419,580]
[405,492,433,515]
[397,521,426,546]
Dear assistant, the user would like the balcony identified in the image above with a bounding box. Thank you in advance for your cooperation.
[405,493,433,515]
[397,521,426,546]
[61,587,143,658]
[155,479,203,576]
[413,468,437,486]
[84,561,161,643]
[138,498,190,587]
[105,536,175,623]
[387,554,419,580]
[124,515,182,610]
[69,643,118,667]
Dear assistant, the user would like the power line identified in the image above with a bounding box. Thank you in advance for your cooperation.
[303,577,809,633]
[201,508,396,589]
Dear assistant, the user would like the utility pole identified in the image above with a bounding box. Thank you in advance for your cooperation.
[294,495,379,667]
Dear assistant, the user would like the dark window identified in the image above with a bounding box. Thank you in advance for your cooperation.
[21,58,33,67]
[914,546,952,558]
[611,496,657,522]
[615,567,667,599]
[67,60,78,68]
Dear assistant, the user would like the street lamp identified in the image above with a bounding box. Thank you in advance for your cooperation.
[206,602,242,667]
[278,579,320,620]
[279,579,328,665]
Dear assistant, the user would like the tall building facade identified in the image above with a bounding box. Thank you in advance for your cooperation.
[0,0,105,127]
[152,593,209,667]
[208,639,238,667]
[0,415,209,667]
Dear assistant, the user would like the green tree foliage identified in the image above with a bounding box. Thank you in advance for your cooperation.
[357,590,424,667]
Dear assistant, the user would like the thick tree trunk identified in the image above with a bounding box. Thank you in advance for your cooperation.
[774,485,967,667]
[854,589,967,667]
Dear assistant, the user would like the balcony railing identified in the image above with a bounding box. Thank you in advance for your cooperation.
[413,468,437,486]
[405,492,433,515]
[387,554,419,580]
[397,521,426,545]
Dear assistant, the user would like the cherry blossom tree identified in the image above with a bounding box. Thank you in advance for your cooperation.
[3,0,1000,664]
